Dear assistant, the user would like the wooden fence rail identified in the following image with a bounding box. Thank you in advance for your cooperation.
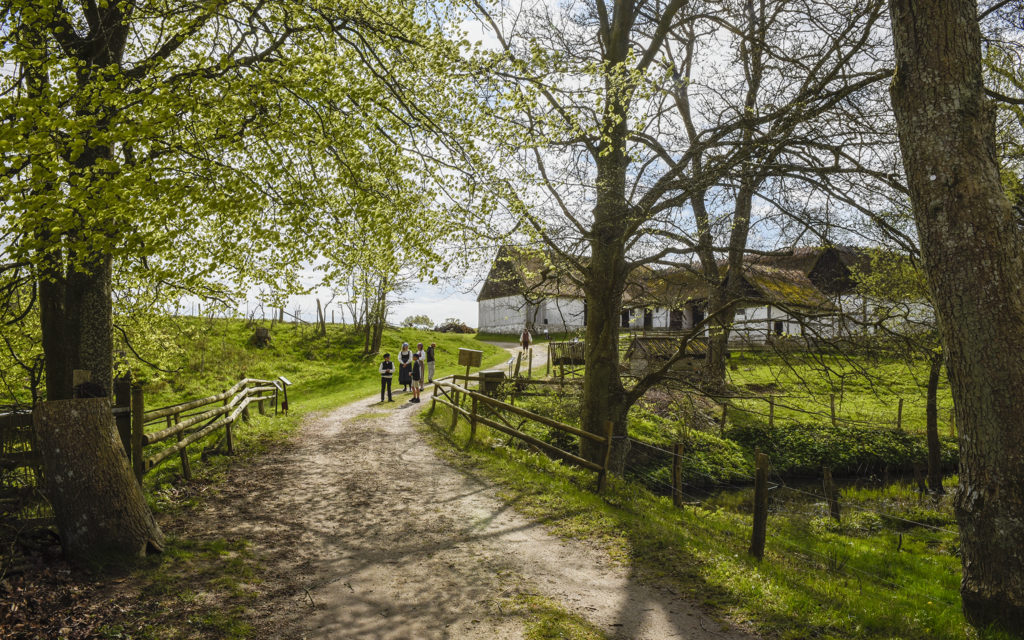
[0,375,292,527]
[430,375,613,492]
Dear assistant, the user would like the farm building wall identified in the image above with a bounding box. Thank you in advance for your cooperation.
[478,295,529,334]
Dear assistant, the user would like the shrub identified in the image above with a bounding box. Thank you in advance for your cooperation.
[724,421,959,477]
[433,319,475,334]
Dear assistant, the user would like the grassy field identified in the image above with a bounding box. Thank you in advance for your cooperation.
[724,350,954,435]
[420,402,1003,640]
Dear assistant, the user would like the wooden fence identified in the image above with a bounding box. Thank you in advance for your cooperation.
[0,376,291,528]
[430,374,613,492]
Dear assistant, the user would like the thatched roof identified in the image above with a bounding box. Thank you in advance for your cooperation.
[477,246,584,302]
[625,336,709,360]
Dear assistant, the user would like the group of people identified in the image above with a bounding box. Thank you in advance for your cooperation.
[378,341,436,403]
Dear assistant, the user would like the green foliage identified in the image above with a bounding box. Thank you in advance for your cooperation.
[401,314,433,328]
[725,421,959,476]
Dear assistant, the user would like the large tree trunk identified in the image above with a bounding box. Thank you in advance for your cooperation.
[39,256,114,400]
[889,0,1024,628]
[34,397,164,565]
[925,352,944,494]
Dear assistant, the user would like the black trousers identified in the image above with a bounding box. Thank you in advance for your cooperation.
[381,377,392,401]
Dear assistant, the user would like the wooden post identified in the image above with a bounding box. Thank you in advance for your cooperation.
[450,385,459,431]
[281,380,289,415]
[749,451,769,560]
[469,395,478,445]
[430,384,438,413]
[514,351,523,378]
[258,398,265,416]
[823,466,841,522]
[546,343,551,377]
[896,398,904,430]
[768,396,775,429]
[175,414,192,480]
[113,379,132,457]
[672,442,684,508]
[273,386,279,416]
[131,386,145,483]
[830,394,837,428]
[528,347,533,378]
[597,420,614,493]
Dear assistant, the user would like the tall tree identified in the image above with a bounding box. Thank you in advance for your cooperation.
[473,0,890,467]
[1,0,477,562]
[888,0,1024,628]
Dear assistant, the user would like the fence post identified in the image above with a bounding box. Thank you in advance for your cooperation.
[896,398,904,430]
[768,396,775,429]
[823,465,841,522]
[830,394,837,428]
[469,395,478,445]
[514,351,523,378]
[450,385,459,431]
[528,348,533,378]
[597,420,614,493]
[430,384,438,413]
[546,343,551,377]
[749,450,769,560]
[113,379,132,458]
[258,398,266,416]
[672,442,683,508]
[175,413,192,480]
[131,386,145,483]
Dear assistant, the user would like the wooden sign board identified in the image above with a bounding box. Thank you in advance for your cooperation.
[458,348,483,367]
[279,376,292,386]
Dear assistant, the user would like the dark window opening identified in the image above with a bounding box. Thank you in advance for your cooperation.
[621,310,630,328]
[774,320,784,336]
[692,306,705,326]
[669,309,684,329]
[643,309,654,330]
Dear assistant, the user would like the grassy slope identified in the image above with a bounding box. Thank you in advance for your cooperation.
[140,319,508,493]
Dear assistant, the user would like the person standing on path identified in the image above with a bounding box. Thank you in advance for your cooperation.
[414,342,426,391]
[520,327,532,351]
[379,353,394,402]
[426,342,436,383]
[410,353,422,402]
[397,343,413,392]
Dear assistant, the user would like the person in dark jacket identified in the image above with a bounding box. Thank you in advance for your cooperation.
[426,342,436,383]
[397,343,413,391]
[410,353,422,402]
[379,353,394,402]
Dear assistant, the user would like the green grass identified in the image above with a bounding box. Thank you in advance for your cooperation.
[725,351,954,435]
[497,594,607,639]
[419,404,1010,640]
[139,319,508,505]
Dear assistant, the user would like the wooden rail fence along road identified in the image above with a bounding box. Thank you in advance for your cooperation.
[0,375,292,527]
[430,374,614,492]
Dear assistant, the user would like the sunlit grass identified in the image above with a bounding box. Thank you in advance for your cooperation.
[421,405,1007,640]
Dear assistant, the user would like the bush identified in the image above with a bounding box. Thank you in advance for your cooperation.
[724,421,959,477]
[433,318,475,333]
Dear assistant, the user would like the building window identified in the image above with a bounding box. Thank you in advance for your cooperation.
[621,310,630,328]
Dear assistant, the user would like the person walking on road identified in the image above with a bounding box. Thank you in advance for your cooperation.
[520,327,532,351]
[379,353,394,402]
[426,342,436,383]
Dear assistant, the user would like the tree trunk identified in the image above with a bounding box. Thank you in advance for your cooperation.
[889,0,1024,628]
[925,352,944,494]
[39,255,114,400]
[34,397,164,565]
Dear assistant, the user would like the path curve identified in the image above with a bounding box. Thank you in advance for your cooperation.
[178,345,756,639]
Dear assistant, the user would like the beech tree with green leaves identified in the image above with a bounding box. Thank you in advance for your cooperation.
[1,0,481,562]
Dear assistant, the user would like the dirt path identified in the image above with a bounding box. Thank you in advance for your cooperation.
[177,346,755,639]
